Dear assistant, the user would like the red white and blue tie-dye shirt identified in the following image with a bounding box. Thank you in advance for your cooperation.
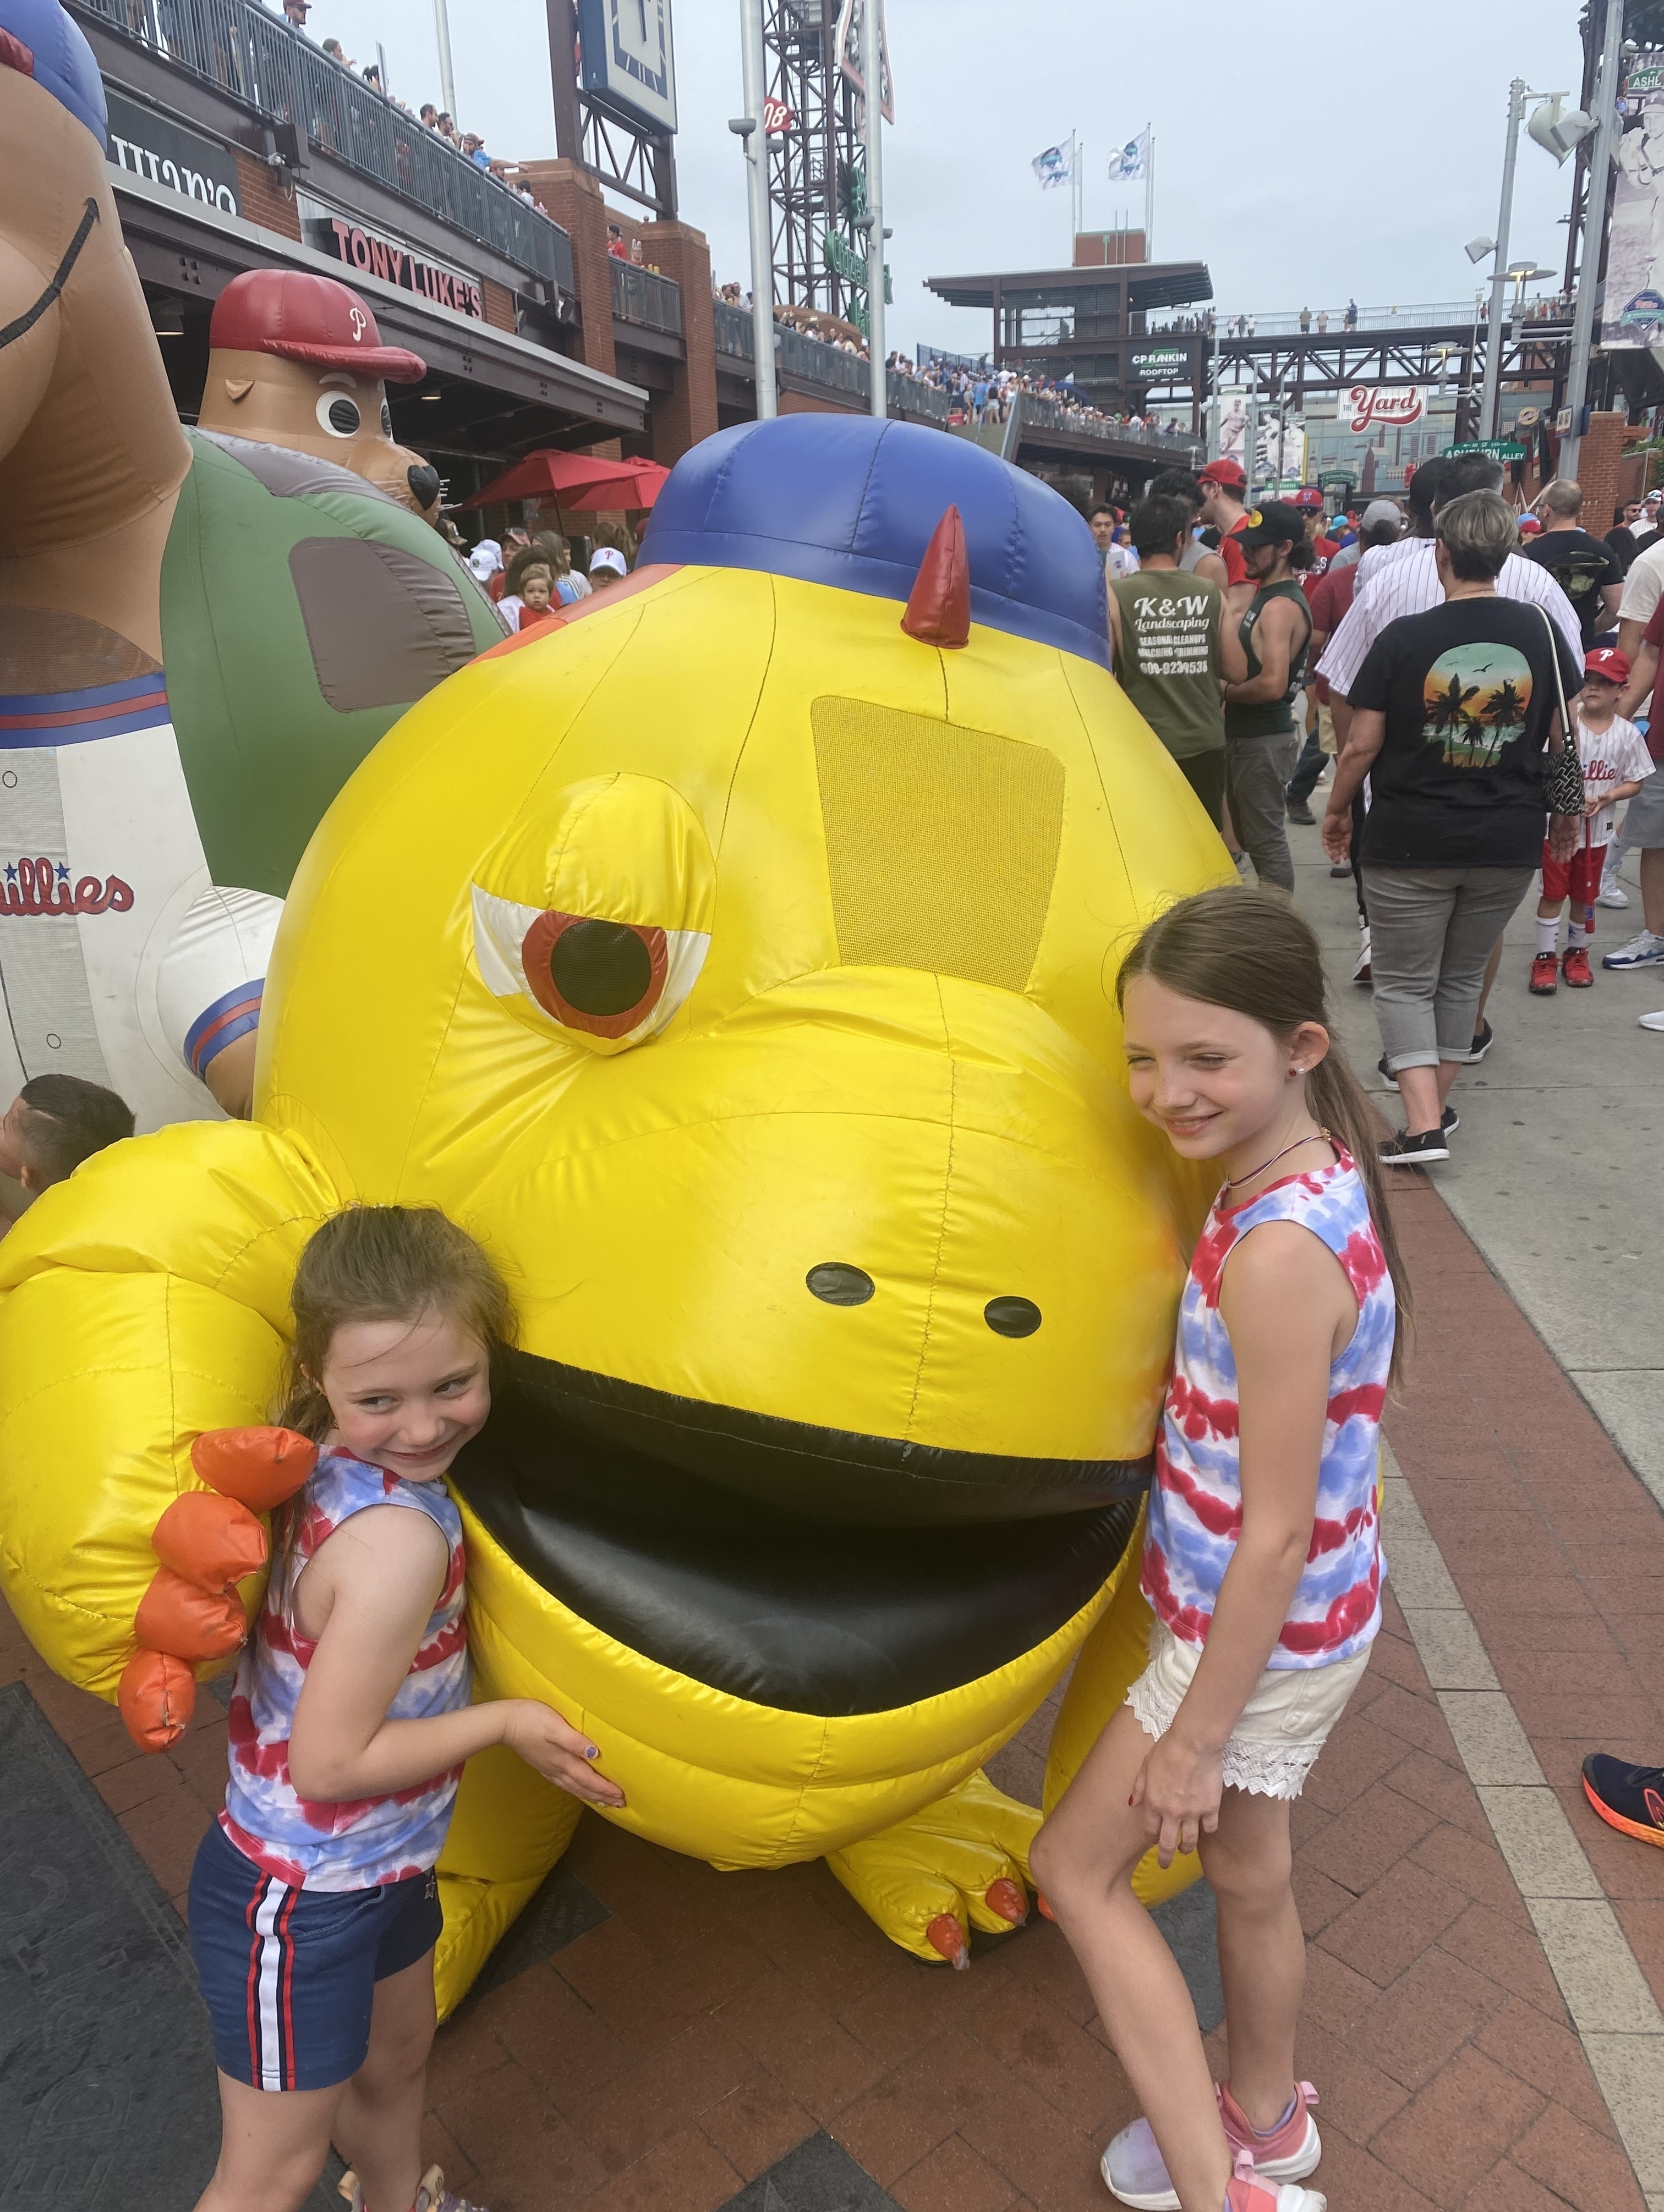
[220,1451,470,1889]
[1142,1146,1393,1670]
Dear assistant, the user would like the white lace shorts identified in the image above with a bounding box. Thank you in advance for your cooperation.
[1126,1622,1373,1799]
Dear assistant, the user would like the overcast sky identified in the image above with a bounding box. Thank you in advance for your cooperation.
[313,0,1589,353]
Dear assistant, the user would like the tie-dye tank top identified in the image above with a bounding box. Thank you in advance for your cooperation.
[1142,1145,1393,1669]
[220,1451,470,1889]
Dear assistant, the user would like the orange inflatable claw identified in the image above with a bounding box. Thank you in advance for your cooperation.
[985,1878,1028,1926]
[1035,1892,1057,1923]
[136,1568,248,1661]
[118,1648,196,1752]
[192,1426,317,1512]
[926,1911,970,1969]
[153,1491,267,1588]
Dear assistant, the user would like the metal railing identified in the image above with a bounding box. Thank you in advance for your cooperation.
[1008,392,1204,458]
[73,0,573,288]
[710,304,947,420]
[889,373,949,422]
[610,260,682,336]
[1151,299,1575,339]
[713,300,753,359]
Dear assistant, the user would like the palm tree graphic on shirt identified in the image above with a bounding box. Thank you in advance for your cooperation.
[1420,645,1533,768]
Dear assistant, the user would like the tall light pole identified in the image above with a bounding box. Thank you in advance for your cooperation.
[1561,0,1624,481]
[433,0,457,119]
[731,0,776,419]
[861,0,885,418]
[1478,79,1527,440]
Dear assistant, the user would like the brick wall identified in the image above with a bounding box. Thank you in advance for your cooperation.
[508,160,616,382]
[627,217,717,459]
[1577,410,1626,532]
[481,277,516,334]
[234,152,301,240]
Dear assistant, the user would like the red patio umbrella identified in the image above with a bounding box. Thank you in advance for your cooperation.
[561,459,672,511]
[457,448,644,509]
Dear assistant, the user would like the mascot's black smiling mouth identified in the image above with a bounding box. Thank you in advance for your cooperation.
[450,1350,1152,1718]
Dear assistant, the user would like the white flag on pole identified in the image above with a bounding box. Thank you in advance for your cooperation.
[1108,129,1150,182]
[1032,142,1074,190]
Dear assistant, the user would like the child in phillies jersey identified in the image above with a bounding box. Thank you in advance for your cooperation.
[1530,649,1652,994]
[186,1207,625,2212]
[1033,890,1406,2212]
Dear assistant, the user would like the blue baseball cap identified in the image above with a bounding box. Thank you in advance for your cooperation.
[642,416,1111,668]
[1,0,107,145]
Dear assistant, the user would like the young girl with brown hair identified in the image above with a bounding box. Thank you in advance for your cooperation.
[1032,887,1408,2212]
[187,1206,623,2212]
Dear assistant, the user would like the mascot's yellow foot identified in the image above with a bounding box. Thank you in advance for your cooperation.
[826,1769,1041,1967]
[433,1744,585,2018]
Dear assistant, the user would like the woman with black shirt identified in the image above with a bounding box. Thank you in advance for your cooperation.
[1323,491,1585,1165]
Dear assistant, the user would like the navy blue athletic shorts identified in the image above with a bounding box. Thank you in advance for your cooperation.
[188,1819,442,2092]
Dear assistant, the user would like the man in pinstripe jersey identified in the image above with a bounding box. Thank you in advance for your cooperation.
[1318,457,1583,696]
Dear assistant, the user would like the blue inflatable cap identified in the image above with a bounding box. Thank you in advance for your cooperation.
[641,416,1111,669]
[1,0,107,144]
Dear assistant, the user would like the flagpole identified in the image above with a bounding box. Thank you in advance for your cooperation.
[1144,124,1154,260]
[1070,129,1079,263]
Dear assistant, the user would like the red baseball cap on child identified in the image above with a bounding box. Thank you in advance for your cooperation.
[1585,647,1630,684]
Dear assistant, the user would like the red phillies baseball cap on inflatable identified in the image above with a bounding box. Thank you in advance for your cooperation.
[209,269,426,383]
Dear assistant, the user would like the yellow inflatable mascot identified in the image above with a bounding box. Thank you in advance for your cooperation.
[0,415,1231,2010]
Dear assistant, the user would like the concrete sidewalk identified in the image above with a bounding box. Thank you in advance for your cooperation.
[1291,816,1664,1509]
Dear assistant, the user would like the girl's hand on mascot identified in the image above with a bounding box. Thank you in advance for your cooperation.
[502,1700,627,1805]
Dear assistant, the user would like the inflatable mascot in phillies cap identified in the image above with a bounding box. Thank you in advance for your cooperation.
[0,412,1234,2008]
[196,269,445,525]
[0,0,502,1130]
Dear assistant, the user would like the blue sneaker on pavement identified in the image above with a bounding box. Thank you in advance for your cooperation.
[1602,930,1664,969]
[1583,1754,1664,1848]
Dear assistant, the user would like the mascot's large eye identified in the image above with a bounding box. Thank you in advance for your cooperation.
[470,882,709,1056]
[521,912,667,1038]
[468,772,716,1057]
[316,393,361,437]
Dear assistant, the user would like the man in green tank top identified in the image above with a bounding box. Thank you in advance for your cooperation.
[1108,495,1249,829]
[1219,502,1315,891]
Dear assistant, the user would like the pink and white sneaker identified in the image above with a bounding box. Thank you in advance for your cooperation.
[340,2167,489,2211]
[1101,2082,1321,2211]
[1225,2173,1326,2212]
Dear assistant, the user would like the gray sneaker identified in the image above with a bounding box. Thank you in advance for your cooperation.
[1602,930,1664,969]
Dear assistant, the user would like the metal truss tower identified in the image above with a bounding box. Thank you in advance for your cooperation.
[763,0,863,319]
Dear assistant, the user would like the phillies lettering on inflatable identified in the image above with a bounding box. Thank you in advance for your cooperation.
[0,0,502,1127]
[0,407,1234,2008]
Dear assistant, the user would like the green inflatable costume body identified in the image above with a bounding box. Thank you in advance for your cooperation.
[0,427,503,1128]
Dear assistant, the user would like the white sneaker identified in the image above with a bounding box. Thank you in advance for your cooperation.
[1602,929,1664,969]
[1102,2084,1322,2211]
[1640,1009,1664,1031]
[1351,925,1372,983]
[1598,878,1629,909]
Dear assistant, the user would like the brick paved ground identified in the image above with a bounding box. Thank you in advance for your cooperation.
[5,1171,1660,2212]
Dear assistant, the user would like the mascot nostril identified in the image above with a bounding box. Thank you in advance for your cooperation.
[985,1297,1043,1338]
[3,410,1238,2002]
[407,460,441,507]
[807,1264,877,1307]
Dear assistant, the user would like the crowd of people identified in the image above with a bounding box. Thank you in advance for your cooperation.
[458,521,637,627]
[1102,449,1662,1166]
[268,0,551,213]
